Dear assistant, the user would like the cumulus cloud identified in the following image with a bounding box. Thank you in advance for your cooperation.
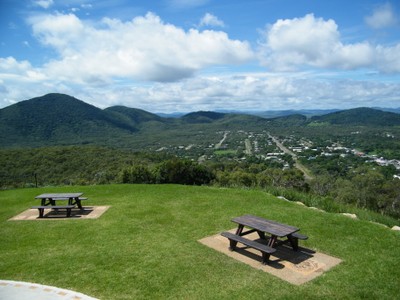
[0,57,45,81]
[1,61,400,111]
[1,10,400,111]
[258,14,400,73]
[83,74,400,112]
[33,0,54,9]
[199,13,225,27]
[365,3,397,29]
[27,12,253,83]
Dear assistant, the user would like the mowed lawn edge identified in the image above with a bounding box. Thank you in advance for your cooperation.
[1,184,399,299]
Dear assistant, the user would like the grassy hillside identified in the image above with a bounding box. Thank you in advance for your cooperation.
[1,185,399,299]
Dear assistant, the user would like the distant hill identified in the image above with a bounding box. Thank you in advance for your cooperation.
[309,107,400,126]
[105,106,166,127]
[181,111,226,123]
[0,93,137,147]
[1,93,399,149]
[268,114,308,127]
[249,109,340,118]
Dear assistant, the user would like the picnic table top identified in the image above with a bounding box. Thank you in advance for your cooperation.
[232,214,299,237]
[35,193,83,199]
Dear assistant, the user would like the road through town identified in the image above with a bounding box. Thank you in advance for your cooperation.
[269,134,313,180]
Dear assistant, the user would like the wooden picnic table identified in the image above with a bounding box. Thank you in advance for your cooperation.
[32,193,88,218]
[221,214,308,264]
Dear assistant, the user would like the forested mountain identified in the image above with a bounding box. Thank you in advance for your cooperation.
[309,107,400,126]
[268,114,308,127]
[181,111,226,123]
[0,93,399,149]
[0,93,139,147]
[105,106,166,126]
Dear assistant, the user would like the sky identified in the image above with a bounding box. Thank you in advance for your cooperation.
[0,0,400,113]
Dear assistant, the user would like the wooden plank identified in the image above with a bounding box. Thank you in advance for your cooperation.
[31,205,75,218]
[292,232,308,240]
[221,231,276,264]
[35,193,83,199]
[31,205,75,209]
[221,231,276,254]
[232,215,299,237]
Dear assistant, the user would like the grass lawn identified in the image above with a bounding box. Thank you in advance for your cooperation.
[1,184,399,299]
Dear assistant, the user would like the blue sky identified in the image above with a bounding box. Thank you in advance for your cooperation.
[0,0,399,112]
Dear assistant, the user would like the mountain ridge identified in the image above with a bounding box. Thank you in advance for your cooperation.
[1,93,399,148]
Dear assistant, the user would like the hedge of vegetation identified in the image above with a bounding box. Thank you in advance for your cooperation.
[1,146,399,223]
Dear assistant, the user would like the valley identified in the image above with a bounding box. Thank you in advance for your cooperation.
[1,93,400,220]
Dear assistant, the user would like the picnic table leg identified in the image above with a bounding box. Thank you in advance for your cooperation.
[287,234,299,251]
[256,230,266,240]
[267,235,278,248]
[229,225,245,250]
[235,224,244,235]
[71,197,83,209]
[37,207,44,218]
[261,253,271,265]
[77,199,83,209]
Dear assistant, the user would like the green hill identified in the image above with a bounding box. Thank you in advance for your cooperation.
[269,114,308,127]
[105,106,166,127]
[1,94,399,149]
[181,111,226,123]
[0,94,271,148]
[0,93,137,147]
[309,107,400,126]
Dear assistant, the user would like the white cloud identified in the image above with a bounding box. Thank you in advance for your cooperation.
[375,44,400,73]
[0,57,47,84]
[85,74,400,112]
[0,57,34,75]
[1,61,400,111]
[365,3,397,29]
[27,12,253,83]
[258,14,400,73]
[199,13,225,28]
[33,0,54,9]
[29,13,84,49]
[1,11,400,111]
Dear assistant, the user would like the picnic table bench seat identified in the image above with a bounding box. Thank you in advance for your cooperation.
[259,231,308,249]
[292,232,308,240]
[31,205,75,218]
[287,232,308,250]
[221,231,276,264]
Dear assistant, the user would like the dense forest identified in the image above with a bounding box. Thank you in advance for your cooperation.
[1,145,399,221]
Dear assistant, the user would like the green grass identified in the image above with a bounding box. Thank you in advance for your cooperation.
[1,184,399,299]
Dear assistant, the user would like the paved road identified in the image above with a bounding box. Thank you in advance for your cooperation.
[215,131,229,149]
[244,139,252,155]
[269,134,313,180]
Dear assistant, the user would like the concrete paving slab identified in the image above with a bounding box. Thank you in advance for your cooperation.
[8,206,110,221]
[199,229,342,285]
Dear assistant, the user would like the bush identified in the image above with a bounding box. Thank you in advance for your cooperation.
[154,158,215,185]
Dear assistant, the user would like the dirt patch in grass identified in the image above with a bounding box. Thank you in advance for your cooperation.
[8,206,110,221]
[199,229,342,285]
